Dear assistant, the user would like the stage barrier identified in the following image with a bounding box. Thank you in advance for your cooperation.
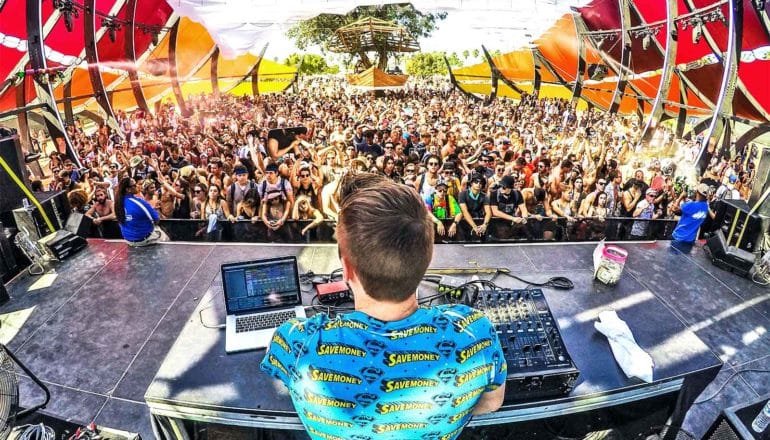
[87,217,679,244]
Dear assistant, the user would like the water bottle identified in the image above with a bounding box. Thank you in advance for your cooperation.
[752,399,770,433]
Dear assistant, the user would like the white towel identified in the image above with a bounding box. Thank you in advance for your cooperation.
[594,310,654,383]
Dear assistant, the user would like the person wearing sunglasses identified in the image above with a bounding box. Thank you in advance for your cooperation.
[579,178,608,217]
[414,154,442,201]
[425,179,462,237]
[458,172,491,238]
[291,161,321,210]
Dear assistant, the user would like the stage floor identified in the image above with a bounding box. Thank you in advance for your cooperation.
[0,240,768,439]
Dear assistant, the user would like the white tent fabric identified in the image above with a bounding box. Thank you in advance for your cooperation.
[168,0,590,59]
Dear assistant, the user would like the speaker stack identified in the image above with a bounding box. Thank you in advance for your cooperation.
[12,191,70,241]
[713,199,768,253]
[0,128,31,214]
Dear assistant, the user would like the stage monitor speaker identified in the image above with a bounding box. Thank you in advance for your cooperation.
[65,212,92,238]
[38,229,87,261]
[713,199,768,253]
[0,128,31,214]
[704,392,770,440]
[705,230,754,277]
[586,64,609,81]
[11,191,70,241]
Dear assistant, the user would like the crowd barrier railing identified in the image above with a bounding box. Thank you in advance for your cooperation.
[87,217,678,244]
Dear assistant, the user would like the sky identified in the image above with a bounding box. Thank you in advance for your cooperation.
[169,0,590,61]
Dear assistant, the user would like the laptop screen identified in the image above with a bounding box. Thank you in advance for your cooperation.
[221,257,301,314]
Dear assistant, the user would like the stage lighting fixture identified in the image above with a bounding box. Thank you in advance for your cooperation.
[642,33,651,50]
[692,21,703,44]
[53,0,79,33]
[103,17,121,43]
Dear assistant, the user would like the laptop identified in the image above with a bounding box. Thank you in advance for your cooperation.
[221,256,306,353]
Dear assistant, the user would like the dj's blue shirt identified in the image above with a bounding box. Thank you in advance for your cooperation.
[120,195,158,241]
[672,200,709,242]
[260,304,506,440]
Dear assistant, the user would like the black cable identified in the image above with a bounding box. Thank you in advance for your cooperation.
[694,368,770,404]
[495,271,574,290]
[636,425,697,440]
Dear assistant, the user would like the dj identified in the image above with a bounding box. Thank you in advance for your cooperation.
[261,173,506,440]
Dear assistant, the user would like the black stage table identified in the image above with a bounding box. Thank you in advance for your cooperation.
[145,243,723,438]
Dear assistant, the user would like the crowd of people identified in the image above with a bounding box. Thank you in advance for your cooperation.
[28,77,757,242]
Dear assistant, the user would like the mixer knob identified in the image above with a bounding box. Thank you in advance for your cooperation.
[533,344,542,352]
[522,345,531,353]
[508,335,516,343]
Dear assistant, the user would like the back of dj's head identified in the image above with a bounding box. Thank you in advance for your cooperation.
[337,173,434,303]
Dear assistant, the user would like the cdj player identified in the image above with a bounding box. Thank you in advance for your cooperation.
[473,288,580,401]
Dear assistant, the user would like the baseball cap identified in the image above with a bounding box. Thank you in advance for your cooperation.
[645,188,657,196]
[500,175,516,189]
[234,165,248,175]
[435,179,449,189]
[728,174,738,183]
[696,183,709,196]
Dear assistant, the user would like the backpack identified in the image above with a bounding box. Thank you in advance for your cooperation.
[229,180,257,202]
[260,177,289,201]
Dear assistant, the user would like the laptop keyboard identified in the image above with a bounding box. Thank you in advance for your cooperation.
[235,310,297,333]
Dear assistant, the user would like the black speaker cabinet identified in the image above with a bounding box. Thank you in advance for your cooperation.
[705,230,755,277]
[713,199,768,253]
[704,393,769,440]
[12,191,70,241]
[65,212,93,238]
[0,221,19,282]
[0,128,31,214]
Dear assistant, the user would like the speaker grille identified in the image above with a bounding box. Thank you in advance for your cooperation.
[706,417,740,440]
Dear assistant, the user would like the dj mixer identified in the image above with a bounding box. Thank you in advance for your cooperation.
[473,289,580,401]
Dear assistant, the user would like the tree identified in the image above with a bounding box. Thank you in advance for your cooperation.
[471,48,480,59]
[286,4,446,70]
[405,52,460,77]
[462,49,470,60]
[284,53,340,75]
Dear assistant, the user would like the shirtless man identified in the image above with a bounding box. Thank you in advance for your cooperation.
[86,188,116,227]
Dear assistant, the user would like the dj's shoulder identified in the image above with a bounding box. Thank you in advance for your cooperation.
[279,313,327,335]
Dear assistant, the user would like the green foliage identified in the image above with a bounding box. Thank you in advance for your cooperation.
[471,48,479,58]
[462,49,469,60]
[286,4,447,52]
[284,53,340,75]
[405,52,460,77]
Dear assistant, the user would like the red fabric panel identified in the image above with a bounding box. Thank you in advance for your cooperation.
[578,0,623,67]
[733,89,766,120]
[0,88,17,113]
[741,0,769,50]
[133,0,174,60]
[45,11,89,57]
[672,0,714,64]
[0,46,24,86]
[0,0,30,35]
[738,62,770,118]
[97,3,129,63]
[681,63,723,106]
